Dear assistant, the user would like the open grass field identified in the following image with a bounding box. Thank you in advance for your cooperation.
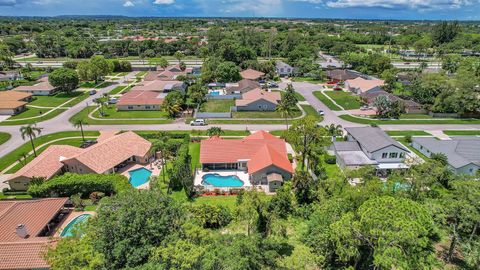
[313,91,342,111]
[0,132,11,146]
[443,130,480,136]
[0,131,100,173]
[340,114,480,125]
[92,106,169,119]
[70,106,173,125]
[199,100,235,112]
[324,91,361,110]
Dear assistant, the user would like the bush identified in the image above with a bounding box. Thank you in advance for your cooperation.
[324,155,337,164]
[405,135,412,144]
[63,61,78,69]
[27,173,132,198]
[189,204,232,229]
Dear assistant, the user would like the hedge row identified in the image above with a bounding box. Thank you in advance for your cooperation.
[28,173,132,198]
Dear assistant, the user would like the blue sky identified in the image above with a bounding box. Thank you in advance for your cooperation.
[0,0,479,20]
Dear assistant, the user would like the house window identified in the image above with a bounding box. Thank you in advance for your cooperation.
[420,146,423,150]
[389,153,398,158]
[128,106,133,110]
[399,152,406,158]
[382,153,388,158]
[470,168,474,173]
[145,106,151,109]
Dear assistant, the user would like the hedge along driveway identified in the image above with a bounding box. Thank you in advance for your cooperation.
[0,131,100,173]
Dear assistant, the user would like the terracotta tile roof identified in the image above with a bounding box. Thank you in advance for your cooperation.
[240,69,265,80]
[8,145,83,182]
[200,131,293,174]
[147,65,191,81]
[131,80,184,92]
[0,100,27,110]
[117,91,164,106]
[63,131,151,174]
[345,77,384,93]
[0,241,57,270]
[0,198,68,242]
[0,91,32,101]
[13,81,55,92]
[235,88,281,106]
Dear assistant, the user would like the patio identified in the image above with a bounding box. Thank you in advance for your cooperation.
[117,161,161,190]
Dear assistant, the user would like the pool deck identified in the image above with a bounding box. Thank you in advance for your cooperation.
[54,210,96,237]
[194,170,251,189]
[117,162,161,190]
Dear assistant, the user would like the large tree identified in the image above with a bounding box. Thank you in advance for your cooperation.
[48,68,79,94]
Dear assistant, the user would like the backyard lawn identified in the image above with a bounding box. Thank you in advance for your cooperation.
[443,130,480,136]
[199,100,235,112]
[0,107,68,126]
[189,143,201,170]
[92,106,169,119]
[0,131,100,173]
[0,132,11,146]
[313,91,342,111]
[324,91,361,110]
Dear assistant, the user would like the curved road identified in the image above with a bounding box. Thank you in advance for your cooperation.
[1,78,479,159]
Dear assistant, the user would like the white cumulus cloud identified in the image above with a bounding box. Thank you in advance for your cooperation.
[325,0,477,9]
[153,0,174,4]
[123,0,134,7]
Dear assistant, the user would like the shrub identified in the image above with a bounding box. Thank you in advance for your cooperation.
[405,135,413,143]
[28,173,132,198]
[189,204,232,229]
[324,155,337,164]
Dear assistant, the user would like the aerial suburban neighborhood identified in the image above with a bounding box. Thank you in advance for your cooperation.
[0,3,479,269]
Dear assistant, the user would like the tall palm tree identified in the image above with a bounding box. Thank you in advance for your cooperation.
[20,124,43,157]
[207,127,224,137]
[73,119,89,142]
[276,99,293,129]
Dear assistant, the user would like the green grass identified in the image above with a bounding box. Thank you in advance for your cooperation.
[136,71,148,77]
[79,81,97,88]
[302,104,323,121]
[443,130,480,136]
[232,109,302,119]
[0,131,100,173]
[396,138,429,160]
[109,86,128,95]
[340,114,480,125]
[199,100,235,112]
[28,92,87,107]
[399,114,435,119]
[95,82,115,89]
[0,108,68,126]
[92,106,169,119]
[275,90,305,101]
[189,142,201,170]
[386,131,432,137]
[324,91,361,110]
[70,106,173,125]
[135,130,250,138]
[0,132,11,146]
[0,193,32,200]
[269,130,286,136]
[313,91,342,111]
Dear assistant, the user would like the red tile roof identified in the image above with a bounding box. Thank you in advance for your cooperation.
[0,91,32,109]
[13,81,55,92]
[240,69,265,80]
[117,91,164,106]
[131,80,183,92]
[200,131,293,174]
[0,241,57,270]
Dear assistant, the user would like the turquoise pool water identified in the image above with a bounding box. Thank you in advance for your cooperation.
[60,214,92,237]
[209,91,220,96]
[129,168,152,187]
[202,173,244,187]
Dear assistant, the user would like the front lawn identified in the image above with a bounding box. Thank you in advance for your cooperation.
[79,81,97,88]
[0,132,11,146]
[313,91,342,111]
[0,107,68,126]
[399,114,435,119]
[443,130,480,136]
[95,82,116,89]
[70,107,173,125]
[275,90,306,101]
[0,131,100,173]
[386,131,432,137]
[199,100,235,112]
[92,106,169,119]
[29,92,87,107]
[324,91,361,110]
[340,114,480,125]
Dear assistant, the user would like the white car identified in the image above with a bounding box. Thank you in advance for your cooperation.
[190,119,207,126]
[317,109,325,116]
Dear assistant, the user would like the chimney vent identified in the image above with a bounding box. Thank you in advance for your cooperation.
[16,224,29,239]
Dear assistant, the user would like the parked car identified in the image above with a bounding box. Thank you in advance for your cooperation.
[89,90,97,95]
[108,98,118,104]
[360,105,369,111]
[317,109,325,116]
[267,82,278,88]
[190,119,207,126]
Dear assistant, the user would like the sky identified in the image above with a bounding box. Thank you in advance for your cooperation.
[0,0,479,20]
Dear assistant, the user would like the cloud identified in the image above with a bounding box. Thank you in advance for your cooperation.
[123,0,134,7]
[153,0,174,4]
[0,0,18,6]
[325,0,477,9]
[291,0,323,3]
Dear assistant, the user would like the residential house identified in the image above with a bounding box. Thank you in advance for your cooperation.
[145,64,192,81]
[225,79,260,94]
[12,77,57,96]
[275,61,296,77]
[200,131,293,192]
[0,91,32,115]
[344,77,385,95]
[131,79,186,93]
[360,88,426,114]
[333,127,410,173]
[317,53,345,69]
[0,71,22,82]
[326,69,362,83]
[235,88,281,111]
[117,91,164,111]
[6,131,152,190]
[412,137,480,176]
[240,68,265,81]
[0,198,71,270]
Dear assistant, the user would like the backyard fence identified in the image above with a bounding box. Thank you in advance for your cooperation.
[206,94,242,100]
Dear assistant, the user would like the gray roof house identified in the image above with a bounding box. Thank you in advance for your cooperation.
[333,127,410,172]
[276,61,296,77]
[412,137,480,176]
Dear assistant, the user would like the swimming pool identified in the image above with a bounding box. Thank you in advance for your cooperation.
[209,91,221,96]
[60,214,92,237]
[129,168,152,187]
[202,173,244,188]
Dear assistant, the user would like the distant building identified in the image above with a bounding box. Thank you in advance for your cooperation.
[412,137,480,176]
[12,77,57,96]
[235,88,281,111]
[275,61,296,77]
[0,71,23,82]
[0,91,32,115]
[145,64,193,81]
[333,127,410,173]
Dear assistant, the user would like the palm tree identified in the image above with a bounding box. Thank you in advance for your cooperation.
[162,100,182,118]
[276,99,293,129]
[174,51,184,65]
[207,127,224,137]
[326,124,343,140]
[73,119,89,142]
[20,124,43,157]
